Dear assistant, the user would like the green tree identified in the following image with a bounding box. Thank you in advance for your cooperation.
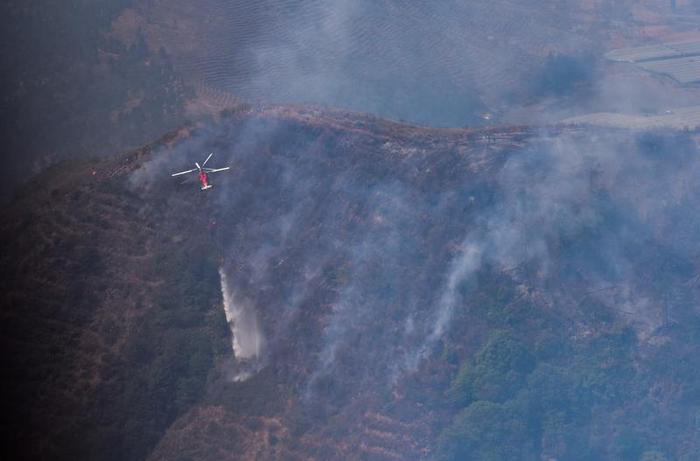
[437,401,536,461]
[449,333,535,406]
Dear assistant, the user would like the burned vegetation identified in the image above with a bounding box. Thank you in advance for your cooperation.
[3,107,700,460]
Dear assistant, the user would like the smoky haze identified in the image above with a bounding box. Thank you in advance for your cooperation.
[166,0,594,125]
[148,0,700,126]
[133,114,700,402]
[9,0,700,458]
[6,0,700,197]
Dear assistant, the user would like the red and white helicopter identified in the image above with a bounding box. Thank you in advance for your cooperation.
[171,153,230,190]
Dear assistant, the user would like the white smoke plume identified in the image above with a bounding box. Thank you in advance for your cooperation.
[129,110,700,400]
[219,266,264,380]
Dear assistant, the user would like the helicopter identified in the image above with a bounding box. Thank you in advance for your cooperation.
[171,153,230,190]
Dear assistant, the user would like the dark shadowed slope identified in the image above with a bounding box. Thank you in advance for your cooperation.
[0,0,192,198]
[4,107,700,460]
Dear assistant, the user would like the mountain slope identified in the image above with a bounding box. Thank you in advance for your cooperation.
[4,107,700,460]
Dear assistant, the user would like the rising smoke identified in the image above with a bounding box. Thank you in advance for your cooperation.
[130,112,700,394]
[219,267,264,381]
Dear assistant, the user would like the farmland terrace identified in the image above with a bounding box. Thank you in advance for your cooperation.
[607,40,700,84]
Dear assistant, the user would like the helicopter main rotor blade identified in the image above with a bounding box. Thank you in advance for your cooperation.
[202,152,214,166]
[204,167,231,173]
[171,168,198,177]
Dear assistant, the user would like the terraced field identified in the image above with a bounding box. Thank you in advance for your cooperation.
[606,39,700,84]
[562,104,700,129]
